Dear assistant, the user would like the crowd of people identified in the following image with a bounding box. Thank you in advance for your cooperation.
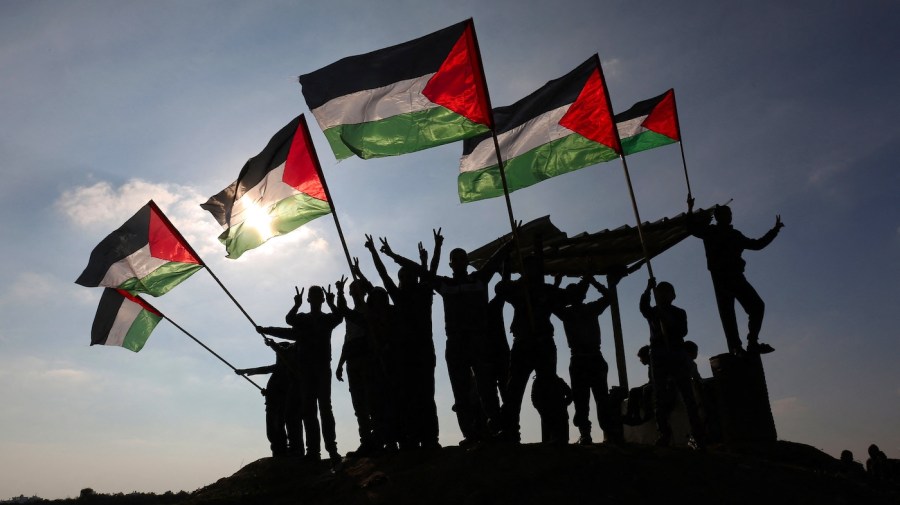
[235,202,789,464]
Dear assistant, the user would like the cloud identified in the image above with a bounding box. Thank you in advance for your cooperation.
[42,368,93,384]
[55,178,334,261]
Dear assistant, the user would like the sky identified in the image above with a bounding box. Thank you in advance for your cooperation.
[1,0,898,499]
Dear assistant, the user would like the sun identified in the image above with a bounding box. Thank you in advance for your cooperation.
[243,201,274,241]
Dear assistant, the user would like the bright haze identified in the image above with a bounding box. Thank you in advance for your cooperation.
[1,0,898,499]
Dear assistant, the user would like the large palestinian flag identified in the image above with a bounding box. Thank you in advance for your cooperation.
[615,89,680,156]
[458,56,620,203]
[299,19,492,160]
[91,288,162,352]
[76,201,203,297]
[201,115,332,259]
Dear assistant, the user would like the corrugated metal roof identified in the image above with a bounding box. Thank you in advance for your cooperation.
[468,208,715,277]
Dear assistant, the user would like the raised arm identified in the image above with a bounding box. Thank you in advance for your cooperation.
[639,277,655,320]
[380,236,428,276]
[365,235,399,298]
[743,215,784,251]
[429,227,443,277]
[284,287,304,325]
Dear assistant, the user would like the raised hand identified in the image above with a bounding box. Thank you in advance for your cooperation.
[433,227,443,246]
[325,284,335,305]
[294,287,305,306]
[418,241,428,264]
[335,274,348,293]
[775,214,785,231]
[379,237,393,255]
[364,234,375,250]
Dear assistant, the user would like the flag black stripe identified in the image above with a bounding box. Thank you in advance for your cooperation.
[75,204,150,287]
[299,20,469,110]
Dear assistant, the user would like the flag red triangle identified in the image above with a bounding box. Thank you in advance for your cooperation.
[558,67,621,153]
[148,205,201,264]
[422,20,492,128]
[283,119,328,201]
[642,89,680,141]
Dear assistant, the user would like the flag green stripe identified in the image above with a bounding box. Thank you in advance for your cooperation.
[458,134,618,203]
[118,262,204,297]
[121,310,162,352]
[219,193,332,259]
[620,130,677,156]
[324,106,490,160]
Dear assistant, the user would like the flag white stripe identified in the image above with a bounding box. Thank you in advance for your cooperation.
[223,163,302,230]
[309,73,438,130]
[459,104,575,174]
[105,299,144,347]
[616,115,650,139]
[101,245,168,287]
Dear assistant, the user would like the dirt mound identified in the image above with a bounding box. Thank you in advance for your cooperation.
[181,441,899,505]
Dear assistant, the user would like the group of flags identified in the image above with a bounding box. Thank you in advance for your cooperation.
[76,18,684,356]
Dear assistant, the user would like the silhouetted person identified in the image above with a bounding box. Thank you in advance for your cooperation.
[334,274,381,457]
[495,255,568,444]
[640,278,705,448]
[364,233,441,450]
[687,197,784,356]
[867,444,891,482]
[258,285,343,463]
[839,450,865,478]
[624,345,653,426]
[554,276,622,445]
[381,230,513,446]
[530,372,572,445]
[235,339,310,457]
[486,269,512,403]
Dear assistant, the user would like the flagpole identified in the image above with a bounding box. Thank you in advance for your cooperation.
[670,89,693,200]
[590,56,656,281]
[299,115,356,279]
[162,315,263,392]
[148,200,259,328]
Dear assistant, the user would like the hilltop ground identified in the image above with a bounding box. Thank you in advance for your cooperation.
[62,440,896,505]
[17,440,899,504]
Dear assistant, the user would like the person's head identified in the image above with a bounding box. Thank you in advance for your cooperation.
[449,248,469,275]
[868,444,881,458]
[348,280,367,301]
[307,285,325,305]
[684,340,699,360]
[637,345,651,365]
[367,287,389,310]
[713,205,733,226]
[565,281,588,304]
[655,281,676,306]
[841,450,854,463]
[398,265,418,289]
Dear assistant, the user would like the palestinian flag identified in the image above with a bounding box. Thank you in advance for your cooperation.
[615,89,680,156]
[201,115,332,259]
[299,19,492,160]
[91,288,163,352]
[458,56,620,203]
[76,201,203,297]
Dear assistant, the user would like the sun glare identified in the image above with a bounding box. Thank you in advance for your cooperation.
[244,202,274,241]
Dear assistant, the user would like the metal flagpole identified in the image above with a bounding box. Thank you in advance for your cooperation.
[162,315,263,392]
[298,114,357,279]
